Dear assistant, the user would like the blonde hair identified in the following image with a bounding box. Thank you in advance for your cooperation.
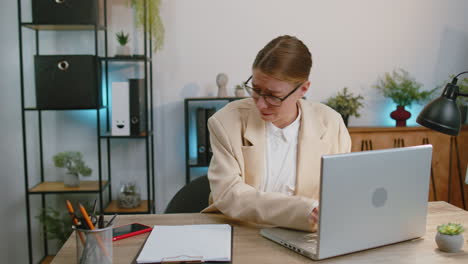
[252,35,312,84]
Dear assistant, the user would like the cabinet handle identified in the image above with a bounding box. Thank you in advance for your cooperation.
[57,61,69,71]
[55,0,66,4]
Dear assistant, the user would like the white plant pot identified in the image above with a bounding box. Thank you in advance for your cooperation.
[116,45,130,56]
[64,173,80,187]
[235,88,245,97]
[435,232,464,252]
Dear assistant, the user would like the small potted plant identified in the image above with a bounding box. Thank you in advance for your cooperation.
[458,77,468,124]
[324,87,364,126]
[234,84,246,97]
[435,223,465,252]
[118,181,141,209]
[36,207,73,246]
[53,151,92,187]
[115,30,130,56]
[374,68,436,127]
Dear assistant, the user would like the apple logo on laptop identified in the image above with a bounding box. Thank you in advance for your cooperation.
[372,187,387,208]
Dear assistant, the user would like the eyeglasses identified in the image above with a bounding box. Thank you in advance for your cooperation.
[242,76,303,107]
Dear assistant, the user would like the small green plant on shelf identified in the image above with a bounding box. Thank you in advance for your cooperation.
[437,223,465,235]
[118,181,141,209]
[53,151,92,187]
[116,31,130,46]
[36,207,73,245]
[324,87,364,126]
[115,30,131,56]
[128,0,164,52]
[374,68,436,107]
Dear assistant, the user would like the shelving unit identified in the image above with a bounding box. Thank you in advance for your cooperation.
[184,97,245,183]
[17,1,155,263]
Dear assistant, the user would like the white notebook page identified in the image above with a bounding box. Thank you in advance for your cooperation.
[136,224,232,263]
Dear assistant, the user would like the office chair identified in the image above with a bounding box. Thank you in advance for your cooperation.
[164,176,211,213]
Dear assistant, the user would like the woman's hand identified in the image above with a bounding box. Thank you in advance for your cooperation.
[308,207,319,231]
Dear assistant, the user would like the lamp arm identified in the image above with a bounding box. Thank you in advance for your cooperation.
[452,71,468,84]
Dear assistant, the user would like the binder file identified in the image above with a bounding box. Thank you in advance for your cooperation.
[205,108,217,163]
[136,224,232,264]
[196,108,208,166]
[129,79,147,136]
[111,82,130,135]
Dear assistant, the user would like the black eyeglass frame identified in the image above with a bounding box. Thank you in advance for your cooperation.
[243,75,304,106]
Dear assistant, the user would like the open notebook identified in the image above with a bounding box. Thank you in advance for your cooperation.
[136,224,232,263]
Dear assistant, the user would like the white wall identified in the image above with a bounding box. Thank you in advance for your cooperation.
[1,0,468,262]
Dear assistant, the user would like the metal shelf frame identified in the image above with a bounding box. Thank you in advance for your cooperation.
[17,0,155,263]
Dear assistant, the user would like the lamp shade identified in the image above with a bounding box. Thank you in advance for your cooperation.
[416,86,461,136]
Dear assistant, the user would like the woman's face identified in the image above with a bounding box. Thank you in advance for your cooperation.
[251,69,309,128]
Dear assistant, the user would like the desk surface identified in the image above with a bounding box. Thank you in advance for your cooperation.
[52,202,468,264]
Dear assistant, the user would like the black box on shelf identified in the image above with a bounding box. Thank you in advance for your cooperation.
[35,55,101,109]
[32,0,98,25]
[129,79,147,136]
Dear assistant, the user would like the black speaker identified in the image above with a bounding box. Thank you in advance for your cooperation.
[35,55,101,109]
[129,79,148,136]
[32,0,98,25]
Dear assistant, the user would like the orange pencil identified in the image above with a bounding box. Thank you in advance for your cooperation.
[79,203,110,258]
[65,200,85,244]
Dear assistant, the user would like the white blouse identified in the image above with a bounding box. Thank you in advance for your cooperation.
[260,109,301,196]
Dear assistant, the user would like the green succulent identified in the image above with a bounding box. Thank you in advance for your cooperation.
[53,151,92,177]
[437,223,465,235]
[325,87,364,125]
[116,31,130,46]
[374,68,437,107]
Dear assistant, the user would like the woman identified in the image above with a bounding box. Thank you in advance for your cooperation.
[201,35,351,232]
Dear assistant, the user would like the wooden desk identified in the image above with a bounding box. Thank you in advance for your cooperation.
[53,202,468,264]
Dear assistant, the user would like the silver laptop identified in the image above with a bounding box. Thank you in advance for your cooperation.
[261,145,433,260]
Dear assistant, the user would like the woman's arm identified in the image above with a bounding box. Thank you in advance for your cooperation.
[207,116,317,231]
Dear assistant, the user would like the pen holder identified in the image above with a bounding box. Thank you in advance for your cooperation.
[74,225,113,264]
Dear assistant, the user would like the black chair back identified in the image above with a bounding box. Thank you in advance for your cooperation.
[164,176,211,213]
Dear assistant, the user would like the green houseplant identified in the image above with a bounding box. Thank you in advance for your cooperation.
[374,68,436,127]
[118,181,141,209]
[325,87,364,126]
[116,30,130,56]
[53,151,92,187]
[435,223,465,252]
[36,207,73,245]
[457,77,468,124]
[128,0,164,52]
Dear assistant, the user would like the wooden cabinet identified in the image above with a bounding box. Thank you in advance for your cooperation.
[348,126,468,210]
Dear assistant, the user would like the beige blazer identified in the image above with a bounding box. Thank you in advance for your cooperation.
[201,98,351,231]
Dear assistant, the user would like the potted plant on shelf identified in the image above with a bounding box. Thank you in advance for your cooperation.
[234,84,246,97]
[53,151,92,187]
[116,30,130,56]
[118,181,142,209]
[128,0,164,52]
[324,87,364,127]
[374,68,436,127]
[36,207,73,246]
[457,77,468,124]
[435,223,465,252]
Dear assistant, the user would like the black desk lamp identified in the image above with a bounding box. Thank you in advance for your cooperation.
[417,71,468,136]
[416,71,467,210]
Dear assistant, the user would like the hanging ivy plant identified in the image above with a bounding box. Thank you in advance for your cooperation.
[129,0,165,52]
